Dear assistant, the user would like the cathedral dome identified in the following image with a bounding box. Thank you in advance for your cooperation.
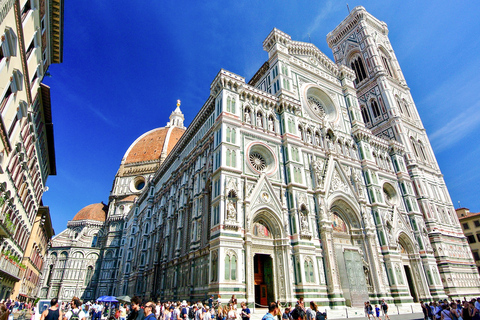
[123,126,185,164]
[72,203,108,222]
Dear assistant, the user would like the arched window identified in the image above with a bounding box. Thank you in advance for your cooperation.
[225,255,230,280]
[371,100,381,119]
[350,56,367,84]
[410,138,419,158]
[396,99,404,115]
[381,55,393,77]
[231,255,237,280]
[211,252,218,282]
[403,100,412,118]
[298,126,304,141]
[418,141,428,162]
[85,266,93,286]
[361,106,370,124]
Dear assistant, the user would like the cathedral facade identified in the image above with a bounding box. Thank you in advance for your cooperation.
[38,7,480,307]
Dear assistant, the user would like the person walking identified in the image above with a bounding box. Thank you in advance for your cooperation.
[380,300,390,320]
[226,305,235,320]
[306,302,316,320]
[64,299,86,320]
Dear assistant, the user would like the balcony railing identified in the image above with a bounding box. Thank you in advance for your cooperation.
[0,255,22,280]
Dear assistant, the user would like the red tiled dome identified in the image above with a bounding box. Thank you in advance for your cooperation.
[124,127,185,164]
[72,203,108,222]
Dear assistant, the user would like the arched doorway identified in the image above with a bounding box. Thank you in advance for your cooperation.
[398,234,420,302]
[247,209,291,305]
[330,200,370,307]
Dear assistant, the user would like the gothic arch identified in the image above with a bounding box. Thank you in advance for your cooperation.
[251,208,285,239]
[328,197,362,229]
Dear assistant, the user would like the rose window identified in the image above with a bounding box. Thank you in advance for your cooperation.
[307,96,326,118]
[249,152,267,171]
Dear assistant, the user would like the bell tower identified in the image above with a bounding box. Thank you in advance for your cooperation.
[327,6,480,298]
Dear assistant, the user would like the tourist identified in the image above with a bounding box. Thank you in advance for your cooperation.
[240,303,250,320]
[226,304,235,320]
[305,302,317,320]
[462,301,471,320]
[290,307,305,320]
[365,302,373,320]
[0,303,9,320]
[229,297,237,310]
[181,302,188,320]
[282,308,291,320]
[262,303,278,320]
[143,303,157,320]
[421,302,429,320]
[216,305,224,320]
[127,297,143,320]
[204,307,211,320]
[440,304,452,320]
[156,303,161,320]
[470,300,480,320]
[449,302,460,320]
[375,305,380,320]
[64,298,86,320]
[380,300,390,320]
[40,298,62,320]
[119,304,127,320]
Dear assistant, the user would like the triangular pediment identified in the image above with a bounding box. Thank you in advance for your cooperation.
[246,174,284,216]
[325,160,358,199]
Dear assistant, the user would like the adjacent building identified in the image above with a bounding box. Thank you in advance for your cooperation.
[456,208,480,273]
[0,0,63,300]
[40,6,479,307]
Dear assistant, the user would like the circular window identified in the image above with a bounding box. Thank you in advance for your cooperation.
[249,152,266,171]
[246,143,277,175]
[130,176,146,192]
[383,183,398,205]
[303,85,338,122]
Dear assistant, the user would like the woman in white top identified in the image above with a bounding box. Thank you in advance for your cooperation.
[440,306,452,320]
[227,304,236,320]
[306,302,317,320]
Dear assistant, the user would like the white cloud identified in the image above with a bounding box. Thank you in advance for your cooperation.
[304,1,337,38]
[429,101,480,152]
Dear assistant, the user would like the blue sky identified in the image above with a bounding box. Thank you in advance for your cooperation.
[43,1,480,234]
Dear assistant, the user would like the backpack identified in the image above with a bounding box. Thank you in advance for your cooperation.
[188,308,195,319]
[70,311,80,320]
[315,311,326,320]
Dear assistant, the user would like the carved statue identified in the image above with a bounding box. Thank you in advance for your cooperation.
[257,114,263,127]
[227,199,237,220]
[306,131,312,144]
[301,214,309,232]
[268,117,275,131]
[245,110,251,123]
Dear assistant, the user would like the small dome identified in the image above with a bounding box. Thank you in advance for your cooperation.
[72,203,108,222]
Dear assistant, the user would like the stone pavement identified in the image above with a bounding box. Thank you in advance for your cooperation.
[250,306,424,320]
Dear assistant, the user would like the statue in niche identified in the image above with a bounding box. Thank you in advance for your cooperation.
[245,109,251,123]
[268,117,275,131]
[256,113,263,127]
[312,159,324,187]
[301,214,309,233]
[315,134,321,147]
[306,131,312,144]
[226,199,237,220]
[364,266,373,288]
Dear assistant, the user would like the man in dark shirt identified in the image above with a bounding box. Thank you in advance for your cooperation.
[127,297,144,320]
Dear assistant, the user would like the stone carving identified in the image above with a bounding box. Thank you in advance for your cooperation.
[312,159,325,187]
[300,214,309,233]
[331,169,350,194]
[268,117,275,131]
[226,199,236,220]
[245,109,251,123]
[256,114,263,127]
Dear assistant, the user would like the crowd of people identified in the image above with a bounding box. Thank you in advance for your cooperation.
[421,298,480,320]
[5,295,480,320]
[30,295,328,320]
